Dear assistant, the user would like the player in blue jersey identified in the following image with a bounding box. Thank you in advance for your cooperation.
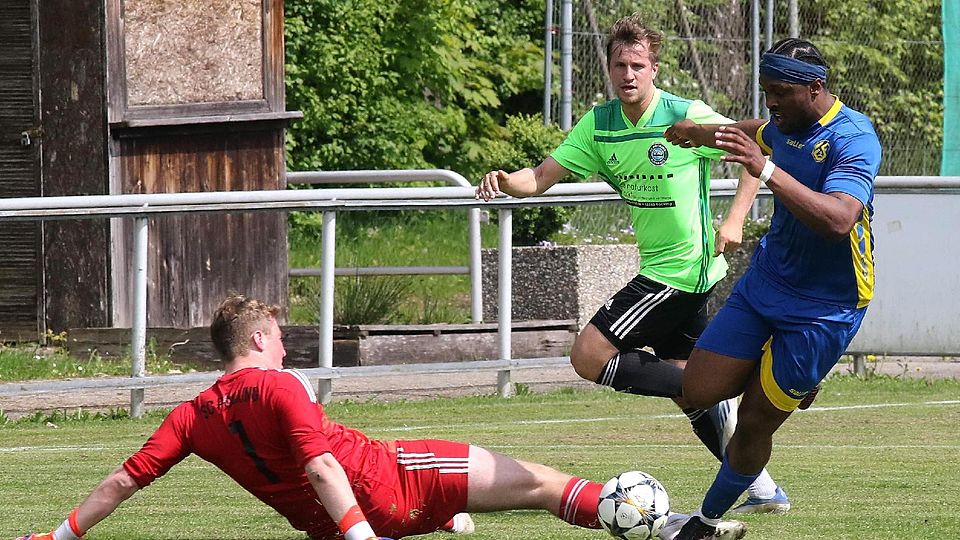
[664,38,882,540]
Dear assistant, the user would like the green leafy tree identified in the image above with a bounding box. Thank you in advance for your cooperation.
[803,0,943,175]
[285,0,546,173]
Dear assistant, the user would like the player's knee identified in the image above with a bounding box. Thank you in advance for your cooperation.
[569,328,618,382]
[569,347,602,381]
[679,378,716,409]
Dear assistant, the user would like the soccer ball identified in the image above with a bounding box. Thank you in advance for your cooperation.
[597,470,670,540]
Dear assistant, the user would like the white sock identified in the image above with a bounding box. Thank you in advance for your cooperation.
[746,468,778,499]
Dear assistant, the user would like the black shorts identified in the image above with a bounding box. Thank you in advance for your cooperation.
[589,274,713,360]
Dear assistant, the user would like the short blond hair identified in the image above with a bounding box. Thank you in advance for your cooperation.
[606,13,663,65]
[210,294,282,361]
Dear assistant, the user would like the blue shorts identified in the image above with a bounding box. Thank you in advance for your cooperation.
[696,269,867,411]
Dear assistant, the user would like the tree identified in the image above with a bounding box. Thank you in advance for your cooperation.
[284,0,546,174]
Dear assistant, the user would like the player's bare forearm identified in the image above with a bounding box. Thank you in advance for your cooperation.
[666,119,767,149]
[476,157,567,201]
[726,168,760,225]
[764,172,863,240]
[727,119,766,141]
[664,120,717,148]
[501,168,542,197]
[305,454,364,523]
[75,467,141,533]
[714,168,760,255]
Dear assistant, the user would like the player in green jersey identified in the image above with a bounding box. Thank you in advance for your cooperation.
[476,13,789,514]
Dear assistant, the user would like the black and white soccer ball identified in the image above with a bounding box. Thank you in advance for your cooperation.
[597,470,670,540]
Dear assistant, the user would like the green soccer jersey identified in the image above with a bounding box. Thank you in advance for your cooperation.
[551,89,731,293]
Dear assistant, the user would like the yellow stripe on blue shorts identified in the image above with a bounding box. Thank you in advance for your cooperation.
[760,343,802,412]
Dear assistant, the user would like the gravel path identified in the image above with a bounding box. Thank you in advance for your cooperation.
[2,357,957,420]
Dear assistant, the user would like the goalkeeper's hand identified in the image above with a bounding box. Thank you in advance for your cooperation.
[16,533,55,540]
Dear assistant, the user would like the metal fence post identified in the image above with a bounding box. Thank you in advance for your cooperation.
[853,353,867,377]
[560,0,573,130]
[468,207,482,323]
[788,0,800,38]
[765,0,774,53]
[318,210,336,403]
[750,0,762,221]
[130,215,149,418]
[543,0,554,124]
[497,208,513,397]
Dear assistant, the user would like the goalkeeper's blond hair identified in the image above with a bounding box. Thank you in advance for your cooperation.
[210,294,282,361]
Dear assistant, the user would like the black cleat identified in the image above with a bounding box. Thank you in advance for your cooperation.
[676,515,719,540]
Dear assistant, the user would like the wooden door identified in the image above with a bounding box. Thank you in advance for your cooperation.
[0,0,42,338]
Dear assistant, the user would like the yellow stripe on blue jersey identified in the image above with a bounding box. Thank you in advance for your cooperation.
[850,206,875,308]
[817,97,844,127]
[756,122,773,155]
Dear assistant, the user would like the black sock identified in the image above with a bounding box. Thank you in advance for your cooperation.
[595,350,683,398]
[683,401,731,462]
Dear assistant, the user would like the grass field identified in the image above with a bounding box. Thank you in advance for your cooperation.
[2,375,958,539]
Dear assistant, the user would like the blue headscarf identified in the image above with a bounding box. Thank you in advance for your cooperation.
[760,53,827,84]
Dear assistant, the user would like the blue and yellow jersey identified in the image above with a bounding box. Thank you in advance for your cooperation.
[754,98,882,308]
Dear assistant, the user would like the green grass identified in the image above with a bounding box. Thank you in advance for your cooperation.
[2,375,959,539]
[0,339,204,383]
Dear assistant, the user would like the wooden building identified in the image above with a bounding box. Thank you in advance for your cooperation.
[0,0,298,338]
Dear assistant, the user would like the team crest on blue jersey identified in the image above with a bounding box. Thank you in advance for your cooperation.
[648,143,668,166]
[812,140,830,162]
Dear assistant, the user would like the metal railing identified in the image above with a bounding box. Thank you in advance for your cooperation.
[0,176,957,414]
[286,170,483,324]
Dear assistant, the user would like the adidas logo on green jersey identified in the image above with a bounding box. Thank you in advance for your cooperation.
[606,153,619,165]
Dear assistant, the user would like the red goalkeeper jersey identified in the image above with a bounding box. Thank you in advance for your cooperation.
[122,367,396,536]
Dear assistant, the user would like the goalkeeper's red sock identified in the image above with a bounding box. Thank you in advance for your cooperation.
[558,477,603,529]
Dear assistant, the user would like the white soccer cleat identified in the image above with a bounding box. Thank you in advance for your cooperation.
[446,512,475,534]
[658,512,689,539]
[730,486,791,514]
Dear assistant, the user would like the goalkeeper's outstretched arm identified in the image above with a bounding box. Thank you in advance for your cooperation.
[306,453,389,540]
[17,466,140,540]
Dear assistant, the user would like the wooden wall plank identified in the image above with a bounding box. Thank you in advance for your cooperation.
[65,322,576,370]
[39,0,111,332]
[115,129,288,328]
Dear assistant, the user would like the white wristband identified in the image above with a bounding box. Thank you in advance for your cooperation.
[343,520,377,540]
[758,158,776,183]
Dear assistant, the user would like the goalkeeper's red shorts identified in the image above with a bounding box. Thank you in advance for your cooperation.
[373,439,470,539]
